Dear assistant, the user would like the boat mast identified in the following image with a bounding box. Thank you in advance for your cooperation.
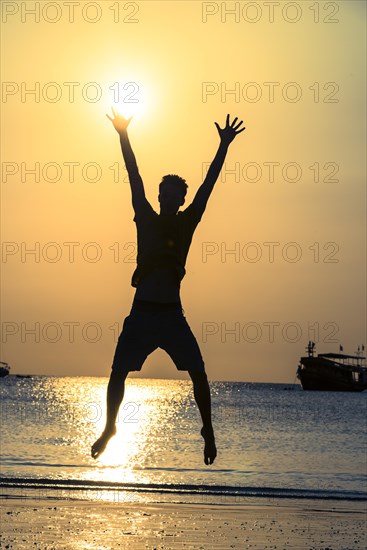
[306,341,315,357]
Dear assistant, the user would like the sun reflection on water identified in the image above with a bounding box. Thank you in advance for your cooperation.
[79,378,194,485]
[2,375,366,499]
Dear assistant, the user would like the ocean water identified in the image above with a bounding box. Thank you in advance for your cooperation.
[1,376,366,504]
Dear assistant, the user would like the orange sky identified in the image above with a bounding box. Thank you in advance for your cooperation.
[1,1,366,381]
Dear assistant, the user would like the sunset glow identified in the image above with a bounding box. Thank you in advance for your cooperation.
[1,1,365,382]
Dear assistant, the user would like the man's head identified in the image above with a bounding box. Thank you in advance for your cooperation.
[158,174,188,215]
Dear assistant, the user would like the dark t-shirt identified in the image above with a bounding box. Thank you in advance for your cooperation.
[131,198,203,288]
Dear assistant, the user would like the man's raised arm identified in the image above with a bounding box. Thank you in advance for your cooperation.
[106,108,147,212]
[192,114,245,216]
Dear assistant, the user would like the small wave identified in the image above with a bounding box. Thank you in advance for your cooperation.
[0,460,92,468]
[0,476,365,502]
[136,466,250,474]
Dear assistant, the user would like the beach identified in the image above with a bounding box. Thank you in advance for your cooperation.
[1,494,366,549]
[1,378,366,548]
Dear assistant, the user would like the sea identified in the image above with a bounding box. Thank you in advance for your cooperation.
[1,376,366,506]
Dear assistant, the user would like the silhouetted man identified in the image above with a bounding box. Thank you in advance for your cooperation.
[91,112,245,465]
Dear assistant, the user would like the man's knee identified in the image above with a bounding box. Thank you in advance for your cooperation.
[111,368,129,382]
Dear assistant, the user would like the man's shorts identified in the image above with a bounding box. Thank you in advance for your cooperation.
[111,301,205,375]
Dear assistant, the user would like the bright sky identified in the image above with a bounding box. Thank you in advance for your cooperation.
[1,1,366,381]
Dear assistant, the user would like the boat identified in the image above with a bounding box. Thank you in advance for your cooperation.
[297,341,367,392]
[0,361,11,377]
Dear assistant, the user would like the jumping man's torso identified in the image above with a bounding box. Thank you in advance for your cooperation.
[133,266,181,303]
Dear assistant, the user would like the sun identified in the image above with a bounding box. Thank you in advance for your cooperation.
[109,79,151,119]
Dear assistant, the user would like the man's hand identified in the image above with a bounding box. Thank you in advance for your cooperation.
[106,107,133,135]
[108,106,146,207]
[215,114,245,145]
[192,115,245,216]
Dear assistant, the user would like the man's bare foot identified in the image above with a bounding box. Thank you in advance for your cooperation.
[200,426,217,465]
[91,426,116,459]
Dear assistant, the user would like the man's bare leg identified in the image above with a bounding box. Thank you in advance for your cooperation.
[91,369,128,459]
[188,370,217,465]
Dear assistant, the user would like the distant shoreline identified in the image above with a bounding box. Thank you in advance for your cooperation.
[3,374,303,386]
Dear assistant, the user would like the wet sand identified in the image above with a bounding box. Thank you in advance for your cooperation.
[0,495,366,549]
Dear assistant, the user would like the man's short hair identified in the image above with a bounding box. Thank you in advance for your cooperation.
[159,174,188,198]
